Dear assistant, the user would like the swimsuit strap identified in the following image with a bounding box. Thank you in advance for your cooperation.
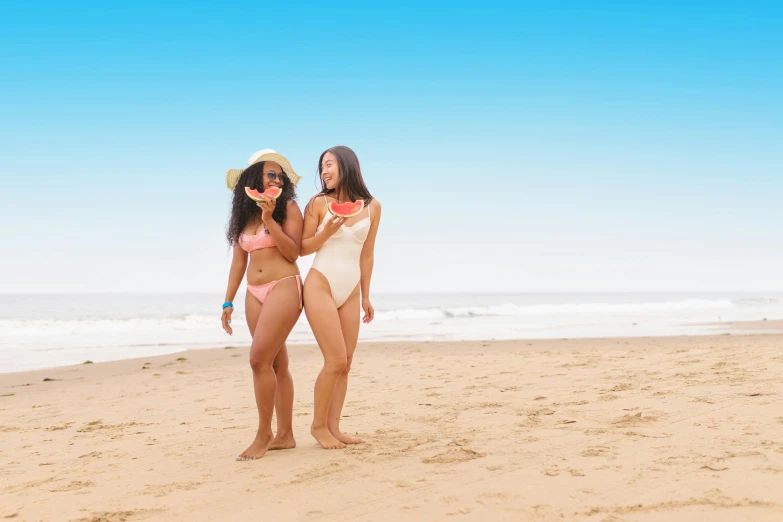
[321,195,329,223]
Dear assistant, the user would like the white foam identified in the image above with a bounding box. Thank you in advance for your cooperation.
[374,298,738,321]
[2,294,782,373]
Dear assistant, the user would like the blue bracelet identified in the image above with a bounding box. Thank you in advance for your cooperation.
[222,302,233,310]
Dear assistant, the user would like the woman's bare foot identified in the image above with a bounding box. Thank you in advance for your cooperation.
[311,424,346,449]
[269,431,296,450]
[329,427,365,444]
[237,431,274,461]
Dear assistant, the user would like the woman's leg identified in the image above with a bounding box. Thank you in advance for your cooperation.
[245,290,262,335]
[238,278,302,460]
[327,285,364,444]
[304,269,348,449]
[269,344,296,450]
[244,293,296,451]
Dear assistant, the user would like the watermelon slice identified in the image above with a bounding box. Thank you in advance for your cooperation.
[245,186,282,202]
[328,199,365,218]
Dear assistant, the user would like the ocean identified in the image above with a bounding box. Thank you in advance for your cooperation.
[1,292,782,373]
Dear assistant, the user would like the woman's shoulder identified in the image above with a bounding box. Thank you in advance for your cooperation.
[285,198,302,219]
[304,194,328,222]
[306,194,327,210]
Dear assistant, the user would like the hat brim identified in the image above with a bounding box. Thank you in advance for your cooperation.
[225,152,301,190]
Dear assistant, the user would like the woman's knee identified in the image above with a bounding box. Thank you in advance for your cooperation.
[342,356,353,375]
[323,355,348,375]
[272,356,289,374]
[249,350,275,372]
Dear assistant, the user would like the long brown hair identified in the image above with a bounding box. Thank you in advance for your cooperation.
[317,146,373,205]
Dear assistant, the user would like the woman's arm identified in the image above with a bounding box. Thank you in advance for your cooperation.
[300,196,345,256]
[360,200,382,322]
[225,243,248,304]
[263,200,303,263]
[222,243,248,334]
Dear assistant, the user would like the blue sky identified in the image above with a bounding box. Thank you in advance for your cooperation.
[1,1,781,293]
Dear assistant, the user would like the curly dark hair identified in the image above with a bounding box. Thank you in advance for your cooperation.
[226,161,297,245]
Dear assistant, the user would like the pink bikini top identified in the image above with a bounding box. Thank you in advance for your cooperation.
[238,229,275,252]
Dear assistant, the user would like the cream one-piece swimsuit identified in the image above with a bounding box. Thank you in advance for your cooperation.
[311,196,371,308]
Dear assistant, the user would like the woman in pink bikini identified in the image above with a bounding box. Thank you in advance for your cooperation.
[301,146,382,449]
[221,149,304,460]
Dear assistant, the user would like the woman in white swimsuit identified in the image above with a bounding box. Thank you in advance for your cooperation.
[301,146,382,449]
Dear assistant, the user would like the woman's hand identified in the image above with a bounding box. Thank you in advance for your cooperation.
[322,214,346,236]
[221,306,233,335]
[362,298,375,323]
[257,198,276,224]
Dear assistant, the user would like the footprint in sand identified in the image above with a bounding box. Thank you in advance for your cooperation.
[142,481,202,497]
[527,407,556,417]
[73,510,160,522]
[422,447,484,464]
[467,402,506,410]
[47,480,95,492]
[289,461,352,485]
[44,423,73,431]
[581,447,612,457]
[76,420,103,432]
[76,420,147,433]
[78,451,102,459]
[611,412,661,428]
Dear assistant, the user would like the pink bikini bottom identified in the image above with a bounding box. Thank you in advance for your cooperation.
[246,275,302,310]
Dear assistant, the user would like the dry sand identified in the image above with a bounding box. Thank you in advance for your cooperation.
[2,334,782,521]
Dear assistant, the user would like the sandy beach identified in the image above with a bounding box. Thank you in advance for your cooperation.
[2,333,782,521]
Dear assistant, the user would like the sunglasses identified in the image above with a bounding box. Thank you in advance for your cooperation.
[265,171,288,182]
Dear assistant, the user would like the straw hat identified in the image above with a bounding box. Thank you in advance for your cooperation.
[225,149,301,190]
